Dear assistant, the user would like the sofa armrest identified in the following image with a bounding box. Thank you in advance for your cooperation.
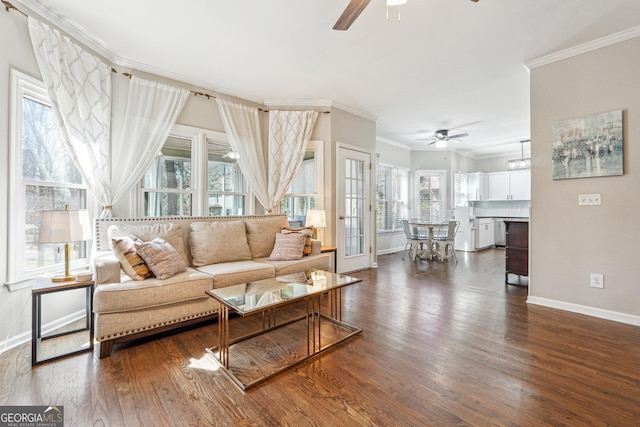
[310,239,321,255]
[93,251,122,284]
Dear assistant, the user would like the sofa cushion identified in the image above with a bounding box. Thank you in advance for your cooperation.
[195,260,275,289]
[190,220,252,266]
[93,267,212,313]
[268,233,307,261]
[244,216,289,258]
[281,226,314,256]
[135,237,187,280]
[111,236,153,281]
[255,254,331,277]
[109,223,189,265]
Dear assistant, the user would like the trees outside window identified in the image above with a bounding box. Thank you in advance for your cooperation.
[415,170,447,223]
[9,70,89,284]
[376,164,409,232]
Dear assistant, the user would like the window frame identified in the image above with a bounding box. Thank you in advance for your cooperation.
[376,162,409,233]
[414,169,448,223]
[8,69,92,288]
[136,124,253,217]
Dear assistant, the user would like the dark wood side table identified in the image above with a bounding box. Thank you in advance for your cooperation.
[504,220,528,286]
[321,246,338,273]
[32,278,95,366]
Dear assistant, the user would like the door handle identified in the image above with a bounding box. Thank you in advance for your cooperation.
[339,215,345,220]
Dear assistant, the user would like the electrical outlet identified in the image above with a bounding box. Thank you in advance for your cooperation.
[579,193,602,206]
[590,273,604,289]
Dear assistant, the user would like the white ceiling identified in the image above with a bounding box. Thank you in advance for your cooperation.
[19,0,640,158]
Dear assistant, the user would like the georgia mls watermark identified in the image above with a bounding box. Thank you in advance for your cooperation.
[0,406,63,427]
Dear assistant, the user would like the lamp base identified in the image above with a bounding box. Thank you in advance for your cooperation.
[51,275,77,283]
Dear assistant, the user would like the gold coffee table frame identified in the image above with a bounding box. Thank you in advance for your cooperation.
[205,270,362,391]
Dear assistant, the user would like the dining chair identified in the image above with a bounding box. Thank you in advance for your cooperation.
[430,220,459,262]
[401,220,430,261]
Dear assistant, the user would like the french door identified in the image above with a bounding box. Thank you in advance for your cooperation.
[337,146,372,273]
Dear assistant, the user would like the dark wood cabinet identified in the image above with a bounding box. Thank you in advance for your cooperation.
[505,220,528,286]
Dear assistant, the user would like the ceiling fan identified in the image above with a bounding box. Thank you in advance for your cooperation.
[417,129,470,146]
[333,0,479,31]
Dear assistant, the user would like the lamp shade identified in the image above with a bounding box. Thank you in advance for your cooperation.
[39,209,92,244]
[305,210,326,229]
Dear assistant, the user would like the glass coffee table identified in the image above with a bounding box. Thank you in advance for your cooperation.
[205,270,363,391]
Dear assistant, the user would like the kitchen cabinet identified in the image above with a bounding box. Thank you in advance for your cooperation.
[505,220,528,285]
[487,171,530,200]
[509,170,531,200]
[468,172,487,201]
[476,218,494,249]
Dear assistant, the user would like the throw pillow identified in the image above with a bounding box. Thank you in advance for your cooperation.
[135,237,187,280]
[111,236,154,281]
[189,220,252,266]
[113,223,189,265]
[268,233,307,261]
[281,226,314,256]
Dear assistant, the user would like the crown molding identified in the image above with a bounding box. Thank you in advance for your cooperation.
[330,101,377,122]
[525,25,640,69]
[263,98,332,108]
[376,136,411,150]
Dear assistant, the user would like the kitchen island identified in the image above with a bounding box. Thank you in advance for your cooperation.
[505,219,529,286]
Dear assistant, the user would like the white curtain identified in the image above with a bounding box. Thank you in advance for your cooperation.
[28,18,189,217]
[267,110,318,212]
[216,98,270,210]
[28,17,113,210]
[110,76,189,210]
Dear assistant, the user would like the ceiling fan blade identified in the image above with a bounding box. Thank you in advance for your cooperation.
[333,0,371,31]
[447,133,469,139]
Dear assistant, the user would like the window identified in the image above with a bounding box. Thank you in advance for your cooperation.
[415,170,447,222]
[207,140,245,216]
[142,135,192,216]
[9,70,89,284]
[376,163,409,232]
[140,126,248,217]
[279,141,324,225]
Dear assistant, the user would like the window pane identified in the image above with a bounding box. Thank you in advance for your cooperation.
[143,192,192,216]
[144,136,191,190]
[280,196,315,224]
[208,194,244,216]
[24,185,87,271]
[22,97,82,184]
[287,152,315,194]
[418,173,442,222]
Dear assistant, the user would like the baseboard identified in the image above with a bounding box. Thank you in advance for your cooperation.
[527,296,640,327]
[377,247,403,256]
[0,309,87,354]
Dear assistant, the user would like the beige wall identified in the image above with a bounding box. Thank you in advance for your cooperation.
[529,37,640,322]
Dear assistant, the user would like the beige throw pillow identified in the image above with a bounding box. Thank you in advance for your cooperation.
[112,223,189,265]
[268,233,307,261]
[135,237,187,280]
[281,226,314,256]
[190,220,252,266]
[111,236,154,281]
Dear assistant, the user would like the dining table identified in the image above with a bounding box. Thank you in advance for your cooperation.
[407,221,447,261]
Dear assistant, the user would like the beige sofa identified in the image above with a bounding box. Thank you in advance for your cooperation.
[92,214,330,358]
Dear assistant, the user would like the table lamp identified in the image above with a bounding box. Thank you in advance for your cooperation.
[305,209,326,240]
[39,205,92,282]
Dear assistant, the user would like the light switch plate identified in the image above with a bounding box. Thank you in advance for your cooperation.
[579,193,601,206]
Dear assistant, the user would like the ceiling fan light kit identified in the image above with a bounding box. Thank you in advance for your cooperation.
[334,0,478,31]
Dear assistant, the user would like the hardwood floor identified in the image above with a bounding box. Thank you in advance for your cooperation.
[2,248,639,426]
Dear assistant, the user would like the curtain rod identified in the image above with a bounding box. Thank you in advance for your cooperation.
[4,0,330,115]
